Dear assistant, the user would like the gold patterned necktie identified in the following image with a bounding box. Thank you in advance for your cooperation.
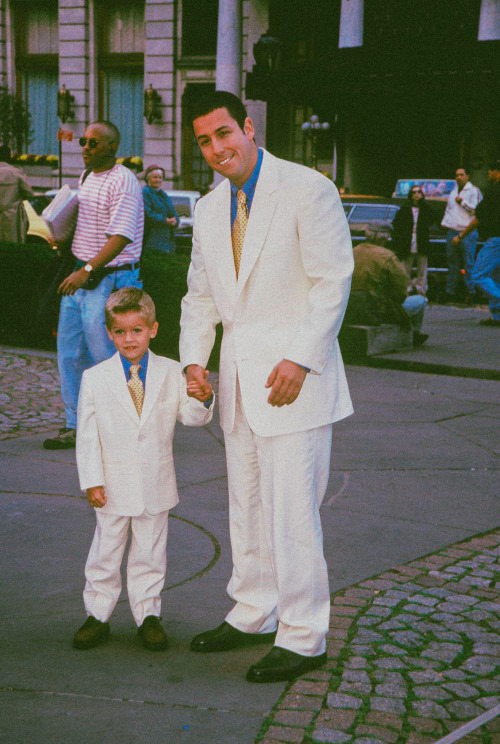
[231,189,248,277]
[128,364,144,416]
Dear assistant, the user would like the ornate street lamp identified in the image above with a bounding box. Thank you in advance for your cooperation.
[144,84,162,125]
[245,31,282,101]
[57,85,75,124]
[301,114,330,170]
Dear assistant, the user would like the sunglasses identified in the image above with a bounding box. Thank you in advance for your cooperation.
[78,137,102,148]
[411,190,423,195]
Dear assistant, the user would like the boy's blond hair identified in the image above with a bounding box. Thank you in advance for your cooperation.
[105,287,156,329]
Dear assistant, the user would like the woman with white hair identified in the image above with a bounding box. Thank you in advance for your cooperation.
[142,165,179,253]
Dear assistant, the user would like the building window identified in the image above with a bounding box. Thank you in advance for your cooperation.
[96,0,145,156]
[364,0,481,55]
[14,1,59,154]
[181,0,218,58]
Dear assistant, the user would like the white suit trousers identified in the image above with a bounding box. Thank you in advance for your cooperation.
[83,509,169,626]
[224,384,332,656]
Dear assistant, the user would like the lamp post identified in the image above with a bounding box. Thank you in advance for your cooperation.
[56,84,75,188]
[301,115,330,170]
[144,84,162,125]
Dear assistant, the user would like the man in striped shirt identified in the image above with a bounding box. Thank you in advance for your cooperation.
[43,121,144,450]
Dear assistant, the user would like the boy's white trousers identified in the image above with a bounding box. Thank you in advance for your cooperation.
[83,509,169,626]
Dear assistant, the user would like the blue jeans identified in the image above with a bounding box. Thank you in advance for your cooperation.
[57,268,142,428]
[403,294,427,332]
[445,229,477,294]
[472,237,500,320]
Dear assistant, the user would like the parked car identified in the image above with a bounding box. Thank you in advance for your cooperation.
[341,197,454,299]
[167,190,201,250]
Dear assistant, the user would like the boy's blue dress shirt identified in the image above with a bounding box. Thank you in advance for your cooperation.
[120,351,148,389]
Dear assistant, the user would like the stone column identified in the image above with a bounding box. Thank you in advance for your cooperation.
[216,0,242,95]
[58,0,91,183]
[144,0,176,185]
[478,0,500,40]
[338,0,364,49]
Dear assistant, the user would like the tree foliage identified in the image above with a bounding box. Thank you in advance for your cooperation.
[0,86,33,153]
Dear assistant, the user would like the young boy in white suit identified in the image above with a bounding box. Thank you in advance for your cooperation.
[73,287,213,651]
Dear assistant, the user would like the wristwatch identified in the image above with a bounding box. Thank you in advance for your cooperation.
[83,263,93,273]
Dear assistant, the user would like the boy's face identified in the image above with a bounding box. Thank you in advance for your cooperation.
[107,311,158,365]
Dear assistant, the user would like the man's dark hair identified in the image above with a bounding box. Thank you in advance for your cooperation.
[191,90,248,130]
[0,144,11,162]
[456,166,469,175]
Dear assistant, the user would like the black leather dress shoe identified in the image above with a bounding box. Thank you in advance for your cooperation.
[138,616,168,651]
[246,646,327,683]
[73,616,110,650]
[190,621,276,653]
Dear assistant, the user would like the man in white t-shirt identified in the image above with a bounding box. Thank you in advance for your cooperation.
[44,121,144,450]
[441,166,482,302]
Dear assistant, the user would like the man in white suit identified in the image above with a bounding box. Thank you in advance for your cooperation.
[74,288,213,651]
[180,91,353,683]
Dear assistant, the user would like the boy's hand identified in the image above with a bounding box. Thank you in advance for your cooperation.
[86,486,107,508]
[186,365,213,402]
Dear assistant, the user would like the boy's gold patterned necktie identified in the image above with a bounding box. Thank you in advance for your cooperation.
[231,189,248,277]
[128,364,144,416]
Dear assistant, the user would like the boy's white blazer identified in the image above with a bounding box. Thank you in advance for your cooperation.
[180,149,353,436]
[76,350,213,516]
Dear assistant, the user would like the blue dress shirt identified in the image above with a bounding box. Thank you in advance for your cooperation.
[230,147,264,228]
[120,351,148,390]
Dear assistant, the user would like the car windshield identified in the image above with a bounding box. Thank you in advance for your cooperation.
[170,196,192,218]
[349,205,390,223]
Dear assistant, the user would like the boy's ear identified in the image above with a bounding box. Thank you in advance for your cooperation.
[149,321,159,339]
[106,327,114,341]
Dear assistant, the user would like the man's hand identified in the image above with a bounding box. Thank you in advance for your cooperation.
[455,195,463,205]
[265,359,307,407]
[451,235,461,246]
[167,216,177,226]
[58,267,89,296]
[86,486,107,508]
[186,364,212,402]
[47,236,64,251]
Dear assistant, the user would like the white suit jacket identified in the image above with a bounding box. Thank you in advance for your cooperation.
[76,351,214,516]
[180,149,354,437]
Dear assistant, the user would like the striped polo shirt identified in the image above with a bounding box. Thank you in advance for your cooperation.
[72,164,144,266]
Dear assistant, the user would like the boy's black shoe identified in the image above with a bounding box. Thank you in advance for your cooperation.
[413,332,429,347]
[246,646,328,683]
[138,616,168,651]
[73,616,110,649]
[43,427,77,450]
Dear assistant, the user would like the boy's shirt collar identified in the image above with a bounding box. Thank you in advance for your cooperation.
[120,350,149,389]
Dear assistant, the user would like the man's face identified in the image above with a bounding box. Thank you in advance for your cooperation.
[193,107,258,187]
[81,124,116,173]
[455,169,468,188]
[107,311,158,365]
[410,187,424,204]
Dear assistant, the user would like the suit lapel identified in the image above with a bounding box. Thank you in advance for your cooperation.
[236,150,279,300]
[104,353,139,423]
[211,180,237,304]
[140,351,165,427]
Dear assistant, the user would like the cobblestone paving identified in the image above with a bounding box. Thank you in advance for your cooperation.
[0,349,64,440]
[258,531,500,744]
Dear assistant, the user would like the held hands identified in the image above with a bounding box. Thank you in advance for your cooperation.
[166,217,177,226]
[265,359,307,407]
[451,235,462,246]
[86,486,107,509]
[186,364,213,402]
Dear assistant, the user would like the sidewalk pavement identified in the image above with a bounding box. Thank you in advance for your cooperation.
[0,303,499,744]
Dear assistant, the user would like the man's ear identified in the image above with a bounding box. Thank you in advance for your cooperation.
[243,117,255,141]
